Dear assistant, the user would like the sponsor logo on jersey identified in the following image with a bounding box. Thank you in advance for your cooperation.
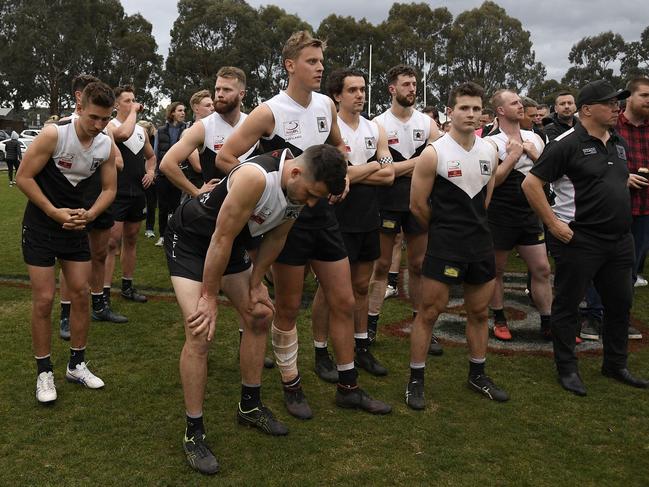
[342,138,351,153]
[250,206,272,225]
[582,147,597,156]
[365,137,376,149]
[284,121,301,138]
[317,117,329,133]
[413,129,425,142]
[57,153,75,169]
[443,265,459,278]
[387,131,399,145]
[616,145,626,160]
[447,160,462,178]
[214,135,225,151]
[479,160,491,176]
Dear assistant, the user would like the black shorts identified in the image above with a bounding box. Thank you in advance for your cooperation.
[22,225,90,267]
[342,230,380,263]
[379,209,426,235]
[275,224,348,266]
[164,225,251,282]
[112,194,146,223]
[489,221,545,250]
[86,209,115,231]
[422,254,495,285]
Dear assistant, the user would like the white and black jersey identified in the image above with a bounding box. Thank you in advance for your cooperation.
[110,118,147,197]
[530,124,631,239]
[199,112,256,182]
[172,149,302,253]
[486,129,544,227]
[260,91,334,229]
[373,109,430,212]
[426,134,498,261]
[23,119,112,232]
[335,116,380,232]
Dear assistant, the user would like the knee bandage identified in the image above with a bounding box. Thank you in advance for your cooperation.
[271,323,299,382]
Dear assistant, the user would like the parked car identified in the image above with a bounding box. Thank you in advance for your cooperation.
[0,137,32,160]
[0,130,10,140]
[20,129,41,139]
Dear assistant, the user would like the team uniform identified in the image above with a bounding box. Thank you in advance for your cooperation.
[165,149,303,280]
[199,112,256,183]
[109,119,147,222]
[373,109,430,235]
[261,91,347,264]
[423,134,498,284]
[22,119,112,266]
[335,116,381,262]
[486,129,545,249]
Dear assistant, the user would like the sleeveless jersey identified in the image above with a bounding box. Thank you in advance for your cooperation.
[373,109,431,211]
[335,116,380,232]
[174,149,302,256]
[486,129,544,226]
[426,134,498,261]
[23,119,112,232]
[199,112,256,182]
[260,91,334,229]
[110,118,147,197]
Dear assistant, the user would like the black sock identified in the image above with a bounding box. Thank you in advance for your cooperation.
[282,374,301,391]
[121,278,132,293]
[186,414,205,439]
[355,336,369,352]
[540,315,551,330]
[412,310,418,320]
[69,348,85,369]
[368,314,379,332]
[387,272,399,288]
[36,356,53,375]
[60,302,71,320]
[410,366,425,382]
[240,384,261,410]
[492,308,506,322]
[103,286,111,306]
[337,367,358,393]
[315,345,329,359]
[469,360,485,377]
[91,293,104,313]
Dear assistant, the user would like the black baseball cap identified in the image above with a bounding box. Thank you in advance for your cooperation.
[576,80,630,109]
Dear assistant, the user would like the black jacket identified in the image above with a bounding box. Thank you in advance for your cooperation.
[544,113,579,141]
[5,139,21,160]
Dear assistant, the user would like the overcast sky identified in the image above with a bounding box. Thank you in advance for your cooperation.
[121,0,646,81]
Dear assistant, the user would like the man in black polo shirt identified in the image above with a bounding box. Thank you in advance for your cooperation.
[522,80,649,396]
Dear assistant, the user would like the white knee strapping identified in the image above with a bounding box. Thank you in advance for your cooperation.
[271,323,299,381]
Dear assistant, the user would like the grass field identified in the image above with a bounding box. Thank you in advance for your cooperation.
[1,179,648,486]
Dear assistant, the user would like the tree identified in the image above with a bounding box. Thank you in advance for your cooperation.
[562,31,625,89]
[445,1,545,98]
[622,25,649,80]
[528,79,574,107]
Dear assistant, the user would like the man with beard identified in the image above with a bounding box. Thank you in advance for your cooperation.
[486,90,552,341]
[544,92,578,141]
[367,64,441,352]
[218,31,391,419]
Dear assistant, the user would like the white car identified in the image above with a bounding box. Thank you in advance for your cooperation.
[20,129,41,139]
[0,137,32,160]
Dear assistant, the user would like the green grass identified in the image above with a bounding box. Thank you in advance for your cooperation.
[1,181,649,486]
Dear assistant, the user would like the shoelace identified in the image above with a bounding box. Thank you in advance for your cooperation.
[39,373,55,391]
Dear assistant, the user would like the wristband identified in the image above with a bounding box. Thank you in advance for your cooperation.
[378,156,393,167]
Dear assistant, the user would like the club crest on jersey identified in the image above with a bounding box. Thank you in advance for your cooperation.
[284,120,301,138]
[447,160,462,178]
[214,135,225,151]
[57,153,75,169]
[250,206,272,225]
[413,129,425,141]
[91,158,103,172]
[317,117,328,133]
[284,204,302,220]
[137,133,144,143]
[479,160,491,176]
[616,145,626,160]
[387,131,399,145]
[365,137,376,149]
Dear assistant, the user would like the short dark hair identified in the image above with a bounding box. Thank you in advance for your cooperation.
[537,104,548,111]
[216,66,247,88]
[481,108,495,117]
[448,82,484,108]
[554,91,574,104]
[302,144,347,196]
[626,77,649,94]
[81,81,115,108]
[72,74,100,96]
[165,101,184,123]
[521,96,538,108]
[114,85,135,99]
[326,68,366,99]
[387,64,417,85]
